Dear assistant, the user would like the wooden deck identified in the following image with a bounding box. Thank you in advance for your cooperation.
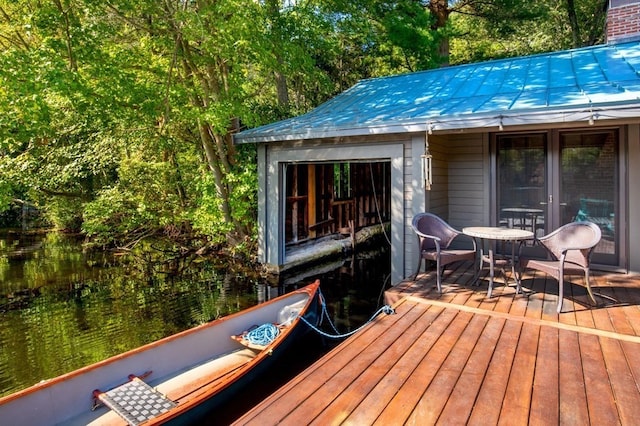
[232,261,640,425]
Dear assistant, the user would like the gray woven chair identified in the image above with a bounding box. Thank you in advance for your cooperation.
[412,213,477,292]
[518,221,602,313]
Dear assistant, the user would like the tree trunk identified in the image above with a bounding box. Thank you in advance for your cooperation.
[198,121,234,227]
[275,70,290,109]
[166,6,243,237]
[428,0,450,64]
[266,0,290,110]
[566,0,581,48]
[52,0,78,71]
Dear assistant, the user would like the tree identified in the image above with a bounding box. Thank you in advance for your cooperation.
[447,0,608,63]
[1,0,606,252]
[0,0,343,248]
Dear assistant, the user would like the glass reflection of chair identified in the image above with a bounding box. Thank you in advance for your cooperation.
[574,198,614,238]
[517,221,601,313]
[411,213,477,293]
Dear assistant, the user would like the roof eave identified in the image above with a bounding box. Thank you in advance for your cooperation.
[234,103,640,144]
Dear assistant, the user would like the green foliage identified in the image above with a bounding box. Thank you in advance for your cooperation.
[0,180,12,212]
[82,157,188,245]
[0,0,609,251]
[375,0,440,71]
[449,0,607,63]
[43,197,83,231]
[1,0,444,249]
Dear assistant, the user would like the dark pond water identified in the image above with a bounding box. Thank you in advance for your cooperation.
[0,231,391,421]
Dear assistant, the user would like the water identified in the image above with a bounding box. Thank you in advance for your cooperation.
[0,231,391,409]
[214,251,392,424]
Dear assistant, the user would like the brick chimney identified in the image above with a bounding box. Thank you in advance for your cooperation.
[607,0,640,43]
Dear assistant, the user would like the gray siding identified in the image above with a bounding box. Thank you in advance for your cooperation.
[423,133,487,229]
[447,134,487,230]
[426,136,449,219]
[260,123,635,283]
[261,138,408,284]
[407,132,488,277]
[405,135,426,280]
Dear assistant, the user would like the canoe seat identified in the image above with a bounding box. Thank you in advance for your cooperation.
[94,377,176,426]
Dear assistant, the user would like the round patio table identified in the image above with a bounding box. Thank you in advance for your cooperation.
[462,227,534,298]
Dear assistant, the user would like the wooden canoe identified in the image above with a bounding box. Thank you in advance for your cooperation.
[0,280,321,425]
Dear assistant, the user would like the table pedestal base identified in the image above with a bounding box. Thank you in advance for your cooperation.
[462,227,533,299]
[478,241,522,298]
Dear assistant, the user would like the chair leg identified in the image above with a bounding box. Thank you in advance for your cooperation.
[556,271,564,314]
[436,258,442,293]
[514,261,524,294]
[585,270,597,306]
[470,258,480,285]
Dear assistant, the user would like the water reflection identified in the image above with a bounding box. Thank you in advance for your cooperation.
[0,231,391,400]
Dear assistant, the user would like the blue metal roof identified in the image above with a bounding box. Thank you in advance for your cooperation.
[235,41,640,143]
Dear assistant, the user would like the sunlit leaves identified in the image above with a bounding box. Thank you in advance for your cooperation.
[4,0,588,250]
[448,0,607,64]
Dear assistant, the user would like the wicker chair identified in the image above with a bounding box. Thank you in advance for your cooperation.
[518,221,601,313]
[411,213,477,292]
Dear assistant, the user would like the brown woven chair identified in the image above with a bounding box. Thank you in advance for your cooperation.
[411,213,477,292]
[518,221,602,313]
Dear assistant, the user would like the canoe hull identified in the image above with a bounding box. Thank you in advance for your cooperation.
[0,281,321,425]
[157,282,321,425]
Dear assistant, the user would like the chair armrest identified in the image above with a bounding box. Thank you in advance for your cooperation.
[558,244,596,252]
[413,230,442,242]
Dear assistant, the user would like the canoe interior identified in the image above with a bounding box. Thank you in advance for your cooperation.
[0,283,319,426]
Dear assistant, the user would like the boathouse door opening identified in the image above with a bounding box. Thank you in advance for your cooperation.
[284,161,391,246]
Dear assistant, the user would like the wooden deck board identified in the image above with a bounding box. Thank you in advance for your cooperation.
[343,307,456,425]
[436,316,504,424]
[558,329,589,424]
[530,326,559,425]
[603,337,640,423]
[407,313,489,424]
[373,310,475,425]
[232,267,640,425]
[467,320,522,425]
[310,305,446,425]
[500,322,538,424]
[580,333,620,424]
[288,302,427,423]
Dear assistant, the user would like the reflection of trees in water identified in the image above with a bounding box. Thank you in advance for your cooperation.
[0,231,263,398]
[0,231,391,398]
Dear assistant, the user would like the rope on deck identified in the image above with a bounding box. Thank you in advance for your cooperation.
[299,289,395,340]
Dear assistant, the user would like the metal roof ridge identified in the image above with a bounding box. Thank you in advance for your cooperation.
[352,41,637,87]
[568,49,594,106]
[235,102,640,143]
[611,42,640,77]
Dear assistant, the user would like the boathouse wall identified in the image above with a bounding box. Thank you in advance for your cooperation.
[259,136,413,284]
[240,34,640,281]
[257,121,640,283]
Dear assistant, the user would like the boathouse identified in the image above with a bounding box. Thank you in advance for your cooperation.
[234,0,640,284]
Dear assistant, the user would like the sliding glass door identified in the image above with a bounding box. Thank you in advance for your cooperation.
[558,130,619,265]
[496,129,622,267]
[496,134,547,238]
